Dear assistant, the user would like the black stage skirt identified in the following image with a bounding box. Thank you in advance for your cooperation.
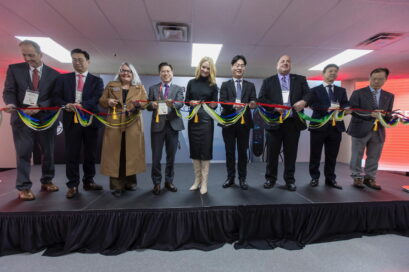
[188,108,214,160]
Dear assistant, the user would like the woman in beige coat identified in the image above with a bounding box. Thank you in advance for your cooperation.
[99,62,147,197]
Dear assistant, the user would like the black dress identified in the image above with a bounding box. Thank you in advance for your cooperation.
[185,77,218,160]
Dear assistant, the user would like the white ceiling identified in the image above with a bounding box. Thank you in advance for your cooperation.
[0,0,409,80]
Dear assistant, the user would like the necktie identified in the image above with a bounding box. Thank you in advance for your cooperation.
[77,74,84,92]
[235,79,242,100]
[327,85,335,102]
[281,76,289,90]
[32,68,39,91]
[164,84,170,99]
[372,89,379,108]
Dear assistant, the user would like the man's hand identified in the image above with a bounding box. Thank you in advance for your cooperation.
[150,101,158,109]
[209,102,217,108]
[249,101,257,109]
[165,99,173,108]
[65,103,81,112]
[275,107,285,114]
[293,100,307,112]
[371,109,383,118]
[189,100,200,106]
[22,105,40,116]
[4,104,16,113]
[233,103,244,110]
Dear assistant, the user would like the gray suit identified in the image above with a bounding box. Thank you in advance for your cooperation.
[347,86,394,179]
[147,83,184,185]
[2,62,60,190]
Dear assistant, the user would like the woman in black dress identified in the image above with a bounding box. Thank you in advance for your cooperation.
[185,57,218,194]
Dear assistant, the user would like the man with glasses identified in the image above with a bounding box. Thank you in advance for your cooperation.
[147,62,185,195]
[219,55,257,190]
[3,40,60,201]
[54,48,104,198]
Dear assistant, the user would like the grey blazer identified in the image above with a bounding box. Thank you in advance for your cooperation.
[347,86,394,142]
[147,82,185,132]
[3,62,60,126]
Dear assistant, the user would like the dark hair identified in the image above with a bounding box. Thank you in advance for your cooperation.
[71,48,90,60]
[19,40,42,54]
[231,55,247,66]
[323,64,339,74]
[370,67,389,78]
[158,62,173,72]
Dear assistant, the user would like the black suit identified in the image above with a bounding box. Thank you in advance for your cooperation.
[219,79,257,179]
[258,73,312,184]
[3,62,60,190]
[53,72,104,188]
[309,84,349,181]
[147,83,185,185]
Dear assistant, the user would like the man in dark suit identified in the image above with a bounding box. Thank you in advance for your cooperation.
[3,40,60,201]
[54,48,104,198]
[219,55,257,190]
[258,55,312,191]
[347,68,394,190]
[147,62,184,195]
[309,64,349,190]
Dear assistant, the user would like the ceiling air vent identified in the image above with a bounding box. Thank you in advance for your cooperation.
[357,32,406,49]
[155,22,189,42]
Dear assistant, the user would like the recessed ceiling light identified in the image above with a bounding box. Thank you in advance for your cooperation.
[15,36,71,63]
[309,49,373,71]
[191,43,223,67]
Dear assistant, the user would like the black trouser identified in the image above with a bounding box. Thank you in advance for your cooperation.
[309,126,342,181]
[110,133,136,190]
[265,118,300,184]
[64,123,98,188]
[222,123,250,179]
[151,121,179,185]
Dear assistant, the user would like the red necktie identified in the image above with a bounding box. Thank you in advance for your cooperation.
[77,74,84,92]
[32,68,39,91]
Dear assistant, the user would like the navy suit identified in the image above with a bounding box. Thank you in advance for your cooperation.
[309,84,349,181]
[3,62,60,190]
[53,72,104,188]
[258,74,312,184]
[219,79,257,179]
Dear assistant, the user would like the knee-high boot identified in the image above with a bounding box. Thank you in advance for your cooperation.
[189,159,202,190]
[200,160,210,194]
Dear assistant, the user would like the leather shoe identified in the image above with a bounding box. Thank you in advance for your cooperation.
[83,182,103,191]
[264,179,276,189]
[165,182,178,192]
[239,178,248,190]
[18,189,35,201]
[41,183,59,192]
[325,179,342,190]
[152,184,161,195]
[286,183,297,191]
[353,177,365,189]
[111,190,122,197]
[125,184,137,191]
[222,178,235,188]
[66,187,78,199]
[310,179,319,187]
[363,178,382,190]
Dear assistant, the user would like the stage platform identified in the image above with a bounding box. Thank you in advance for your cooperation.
[0,163,409,256]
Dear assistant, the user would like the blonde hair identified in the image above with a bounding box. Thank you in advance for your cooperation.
[113,62,142,85]
[194,56,217,86]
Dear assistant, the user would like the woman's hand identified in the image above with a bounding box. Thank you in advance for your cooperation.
[108,99,118,108]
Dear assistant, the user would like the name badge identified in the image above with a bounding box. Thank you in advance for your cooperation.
[23,89,39,106]
[75,91,83,103]
[331,102,340,109]
[112,87,121,92]
[282,90,290,104]
[158,102,168,115]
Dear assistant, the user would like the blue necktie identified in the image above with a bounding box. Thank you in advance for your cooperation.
[327,85,335,102]
[164,84,169,99]
[372,89,379,108]
[235,79,242,101]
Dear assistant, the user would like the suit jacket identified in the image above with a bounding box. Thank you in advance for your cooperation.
[218,79,257,129]
[147,82,185,132]
[347,86,394,142]
[53,72,104,128]
[309,84,349,132]
[3,62,60,127]
[257,73,312,131]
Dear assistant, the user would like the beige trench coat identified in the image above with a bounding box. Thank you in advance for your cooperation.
[99,81,148,177]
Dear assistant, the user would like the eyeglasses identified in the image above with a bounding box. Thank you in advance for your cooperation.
[233,64,246,68]
[72,58,86,63]
[120,69,133,74]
